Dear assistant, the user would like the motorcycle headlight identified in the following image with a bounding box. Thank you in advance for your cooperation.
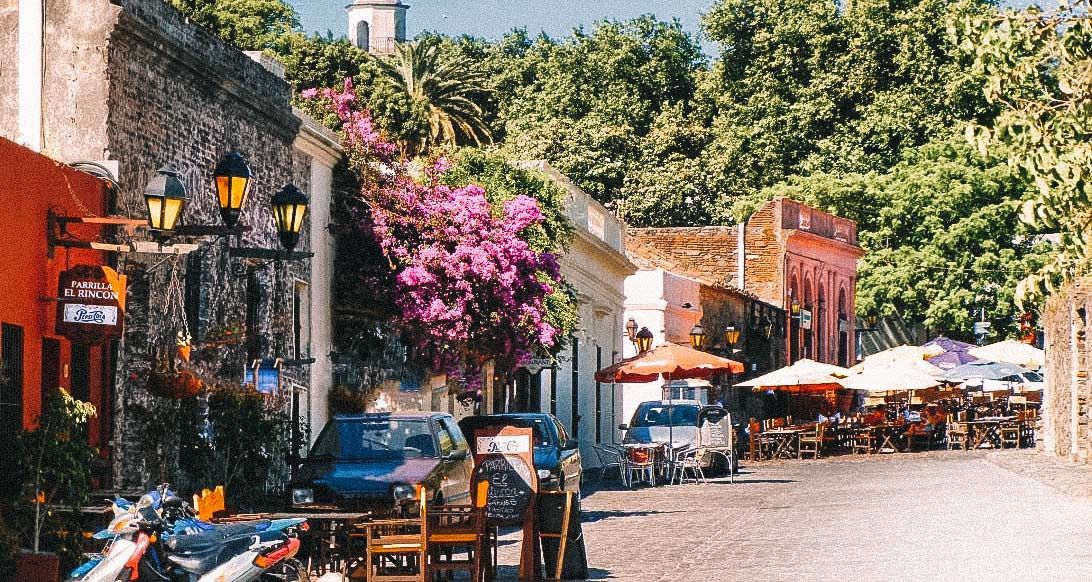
[391,484,416,503]
[291,488,314,505]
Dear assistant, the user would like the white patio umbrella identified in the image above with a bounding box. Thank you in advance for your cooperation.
[735,358,851,393]
[969,340,1044,369]
[841,361,943,393]
[850,344,945,373]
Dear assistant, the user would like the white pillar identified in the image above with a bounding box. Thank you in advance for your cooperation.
[18,0,44,151]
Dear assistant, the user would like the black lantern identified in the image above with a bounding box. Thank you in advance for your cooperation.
[689,324,706,350]
[143,167,188,232]
[724,322,741,350]
[790,300,801,317]
[635,327,654,353]
[865,313,879,329]
[626,318,639,344]
[213,151,253,228]
[271,184,309,251]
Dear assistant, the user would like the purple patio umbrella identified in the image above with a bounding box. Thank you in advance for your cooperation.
[928,350,980,370]
[922,336,974,353]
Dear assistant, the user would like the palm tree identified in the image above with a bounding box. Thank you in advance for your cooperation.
[375,36,493,155]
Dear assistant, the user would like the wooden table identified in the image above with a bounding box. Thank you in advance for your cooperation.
[871,424,907,453]
[218,511,372,577]
[762,429,802,459]
[967,417,1015,449]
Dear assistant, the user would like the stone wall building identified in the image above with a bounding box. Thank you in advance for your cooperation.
[627,198,863,367]
[1,0,339,489]
[1041,279,1092,462]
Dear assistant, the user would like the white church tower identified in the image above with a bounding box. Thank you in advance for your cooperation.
[347,0,408,55]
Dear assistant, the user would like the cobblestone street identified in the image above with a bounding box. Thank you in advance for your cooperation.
[498,450,1092,581]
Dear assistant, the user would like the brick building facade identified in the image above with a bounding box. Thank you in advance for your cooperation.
[627,198,862,367]
[1,0,339,489]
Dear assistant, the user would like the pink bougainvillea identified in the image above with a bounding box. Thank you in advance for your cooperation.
[311,80,562,397]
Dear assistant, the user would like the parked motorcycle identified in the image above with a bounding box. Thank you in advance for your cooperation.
[68,485,308,582]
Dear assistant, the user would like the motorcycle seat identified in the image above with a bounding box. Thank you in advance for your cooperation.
[165,520,272,573]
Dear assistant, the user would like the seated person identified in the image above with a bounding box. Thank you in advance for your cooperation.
[863,407,886,426]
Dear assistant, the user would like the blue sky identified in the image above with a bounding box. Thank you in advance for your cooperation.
[288,0,1054,58]
[289,0,717,53]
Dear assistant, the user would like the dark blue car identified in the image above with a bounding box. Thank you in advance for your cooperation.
[289,412,474,513]
[459,413,582,494]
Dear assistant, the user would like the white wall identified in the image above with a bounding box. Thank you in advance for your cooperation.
[618,269,704,430]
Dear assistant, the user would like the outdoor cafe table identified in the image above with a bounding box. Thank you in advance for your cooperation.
[762,428,802,459]
[217,510,371,576]
[967,416,1016,449]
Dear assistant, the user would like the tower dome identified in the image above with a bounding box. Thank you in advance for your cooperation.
[346,0,408,55]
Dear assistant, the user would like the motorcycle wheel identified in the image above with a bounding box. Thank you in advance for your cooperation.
[260,558,311,581]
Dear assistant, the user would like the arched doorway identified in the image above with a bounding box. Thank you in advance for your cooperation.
[837,287,849,367]
[803,276,813,360]
[817,285,826,363]
[355,20,371,51]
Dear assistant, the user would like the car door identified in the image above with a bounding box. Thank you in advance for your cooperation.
[436,416,472,505]
[552,416,582,492]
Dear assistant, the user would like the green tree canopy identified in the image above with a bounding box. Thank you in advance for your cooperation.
[960,1,1092,307]
[168,0,299,51]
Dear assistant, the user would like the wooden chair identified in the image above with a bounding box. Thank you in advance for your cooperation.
[1000,422,1021,449]
[852,427,875,455]
[427,482,487,582]
[798,424,825,459]
[946,418,969,451]
[904,426,932,452]
[366,487,428,582]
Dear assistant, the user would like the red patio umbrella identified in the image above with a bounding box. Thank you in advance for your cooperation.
[594,342,744,384]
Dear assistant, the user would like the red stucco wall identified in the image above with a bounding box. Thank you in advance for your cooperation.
[0,136,110,443]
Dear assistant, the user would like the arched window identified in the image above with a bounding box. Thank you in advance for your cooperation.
[355,20,371,51]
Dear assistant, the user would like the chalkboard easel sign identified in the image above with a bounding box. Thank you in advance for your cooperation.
[472,426,540,580]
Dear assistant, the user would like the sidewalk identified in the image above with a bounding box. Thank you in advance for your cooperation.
[987,447,1092,499]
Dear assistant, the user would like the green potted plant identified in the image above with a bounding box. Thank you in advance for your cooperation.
[15,387,97,582]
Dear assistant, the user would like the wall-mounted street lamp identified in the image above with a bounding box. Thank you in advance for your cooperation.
[635,327,654,353]
[724,322,741,351]
[626,318,639,344]
[790,300,801,318]
[214,151,253,229]
[143,167,188,233]
[272,185,309,251]
[689,324,707,350]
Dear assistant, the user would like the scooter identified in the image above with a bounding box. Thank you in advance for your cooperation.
[68,485,308,582]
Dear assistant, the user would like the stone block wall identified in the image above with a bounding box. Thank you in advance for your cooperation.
[103,0,311,490]
[1042,278,1092,461]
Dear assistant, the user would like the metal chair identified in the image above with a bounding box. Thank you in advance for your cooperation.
[852,427,876,455]
[591,444,626,484]
[668,446,706,485]
[946,418,969,451]
[624,446,657,487]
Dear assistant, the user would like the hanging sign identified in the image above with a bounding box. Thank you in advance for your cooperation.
[800,309,813,330]
[56,265,126,344]
[519,357,554,375]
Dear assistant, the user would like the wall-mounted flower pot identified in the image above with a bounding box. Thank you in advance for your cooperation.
[17,551,59,582]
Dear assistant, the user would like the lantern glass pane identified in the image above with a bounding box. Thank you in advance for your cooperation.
[162,198,184,231]
[146,196,163,229]
[291,204,307,232]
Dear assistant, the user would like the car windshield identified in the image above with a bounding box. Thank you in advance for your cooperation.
[310,418,438,461]
[631,404,700,428]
